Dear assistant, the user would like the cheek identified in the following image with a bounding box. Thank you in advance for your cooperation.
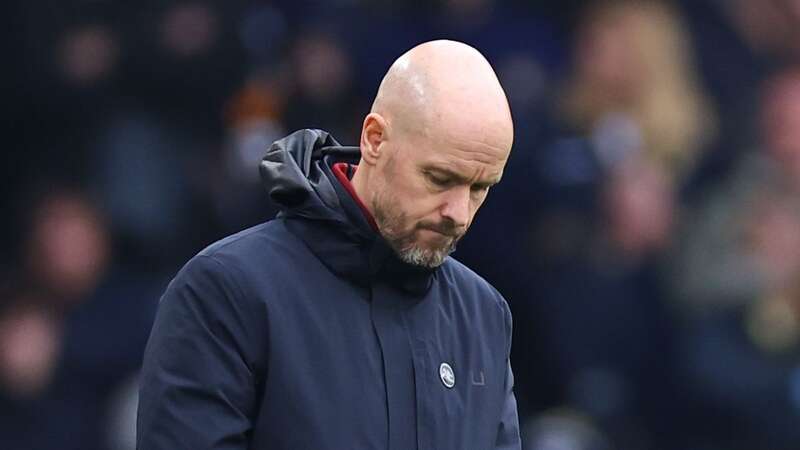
[466,194,488,219]
[472,193,487,210]
[392,181,443,217]
[404,197,440,223]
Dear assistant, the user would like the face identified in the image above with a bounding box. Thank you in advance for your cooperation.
[370,127,510,268]
[575,6,646,101]
[762,75,800,179]
[28,195,110,299]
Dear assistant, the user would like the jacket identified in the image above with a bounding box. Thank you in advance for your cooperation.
[137,129,521,450]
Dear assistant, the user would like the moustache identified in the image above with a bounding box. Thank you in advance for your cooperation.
[417,222,464,238]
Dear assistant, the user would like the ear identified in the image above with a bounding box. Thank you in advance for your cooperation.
[359,112,388,166]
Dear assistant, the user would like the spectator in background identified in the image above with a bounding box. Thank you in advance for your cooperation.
[283,32,365,143]
[522,0,715,270]
[601,159,675,263]
[673,68,800,314]
[212,70,287,233]
[669,67,800,449]
[512,1,706,447]
[129,1,245,131]
[23,190,111,303]
[559,0,715,181]
[90,113,206,272]
[0,189,157,450]
[520,156,680,450]
[21,17,124,186]
[676,0,800,196]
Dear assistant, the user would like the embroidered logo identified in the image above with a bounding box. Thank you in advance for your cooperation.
[439,362,455,388]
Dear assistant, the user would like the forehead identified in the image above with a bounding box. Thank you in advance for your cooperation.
[409,125,511,180]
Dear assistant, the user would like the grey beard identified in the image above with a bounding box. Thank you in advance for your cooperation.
[372,192,459,268]
[393,238,457,268]
[376,216,459,268]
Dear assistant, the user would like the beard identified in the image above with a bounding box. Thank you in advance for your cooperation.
[372,195,463,269]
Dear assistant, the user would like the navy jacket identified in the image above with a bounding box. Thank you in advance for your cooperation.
[137,129,521,450]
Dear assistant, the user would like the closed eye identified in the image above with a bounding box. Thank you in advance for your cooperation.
[426,171,453,187]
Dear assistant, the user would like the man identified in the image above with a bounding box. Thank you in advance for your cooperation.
[137,40,520,450]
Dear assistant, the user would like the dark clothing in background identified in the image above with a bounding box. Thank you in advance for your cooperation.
[0,270,158,450]
[137,129,521,450]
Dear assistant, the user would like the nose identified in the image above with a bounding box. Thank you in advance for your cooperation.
[440,187,471,230]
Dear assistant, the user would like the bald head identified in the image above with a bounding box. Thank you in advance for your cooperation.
[352,41,514,268]
[371,40,513,147]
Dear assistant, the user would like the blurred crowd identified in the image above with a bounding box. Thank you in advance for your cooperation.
[5,0,800,449]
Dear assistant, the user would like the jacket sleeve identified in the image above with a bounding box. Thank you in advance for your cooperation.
[137,255,265,450]
[494,300,522,450]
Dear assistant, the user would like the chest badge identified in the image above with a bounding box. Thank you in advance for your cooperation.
[439,362,455,388]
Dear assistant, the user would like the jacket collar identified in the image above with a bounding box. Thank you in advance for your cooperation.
[259,129,435,296]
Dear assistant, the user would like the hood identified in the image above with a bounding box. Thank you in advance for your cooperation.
[259,129,434,295]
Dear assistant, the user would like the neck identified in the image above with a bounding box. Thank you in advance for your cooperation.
[349,162,375,217]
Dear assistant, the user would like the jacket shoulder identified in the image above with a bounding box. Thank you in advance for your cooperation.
[198,220,288,258]
[195,219,309,269]
[173,219,300,296]
[162,221,288,304]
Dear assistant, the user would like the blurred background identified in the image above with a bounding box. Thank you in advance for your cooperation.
[4,0,800,449]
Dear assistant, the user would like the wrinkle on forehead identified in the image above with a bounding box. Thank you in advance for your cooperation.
[442,139,508,166]
[423,141,508,184]
[425,117,513,177]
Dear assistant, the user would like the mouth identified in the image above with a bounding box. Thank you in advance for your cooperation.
[419,226,458,237]
[417,227,463,247]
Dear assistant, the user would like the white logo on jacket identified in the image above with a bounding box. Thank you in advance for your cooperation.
[439,362,455,388]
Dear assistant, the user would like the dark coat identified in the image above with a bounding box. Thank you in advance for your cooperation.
[137,129,521,450]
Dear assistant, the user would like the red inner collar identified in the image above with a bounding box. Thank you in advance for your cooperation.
[332,163,378,231]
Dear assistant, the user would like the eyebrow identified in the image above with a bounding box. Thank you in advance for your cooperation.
[424,167,501,187]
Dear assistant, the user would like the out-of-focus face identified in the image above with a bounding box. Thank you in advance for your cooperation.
[603,158,674,258]
[762,74,800,180]
[575,9,643,99]
[370,127,509,268]
[27,194,109,300]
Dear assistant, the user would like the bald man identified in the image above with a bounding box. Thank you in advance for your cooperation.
[138,40,521,450]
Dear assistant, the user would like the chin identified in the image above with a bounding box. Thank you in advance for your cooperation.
[397,242,455,268]
[398,249,446,268]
